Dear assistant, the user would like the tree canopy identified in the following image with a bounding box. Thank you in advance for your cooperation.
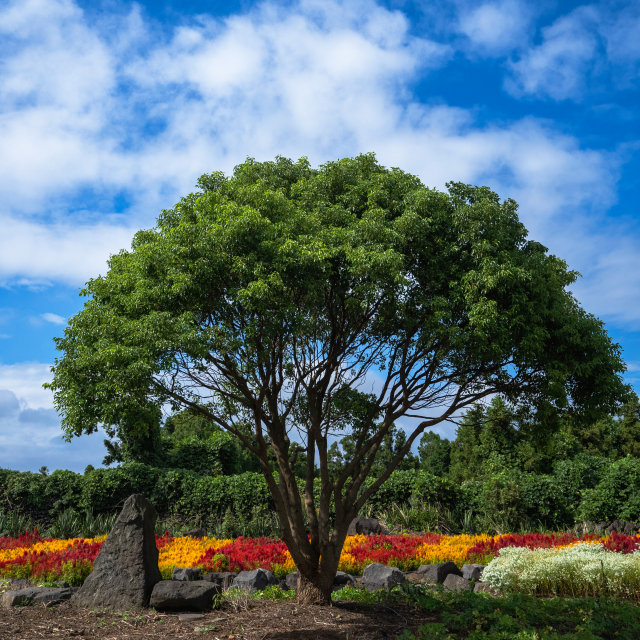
[47,153,628,603]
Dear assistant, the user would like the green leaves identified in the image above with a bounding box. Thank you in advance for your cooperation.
[46,153,629,578]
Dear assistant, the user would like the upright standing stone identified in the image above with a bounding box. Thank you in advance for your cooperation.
[347,517,382,536]
[73,494,161,610]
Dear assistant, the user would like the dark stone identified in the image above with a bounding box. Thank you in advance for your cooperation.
[150,581,221,611]
[278,579,289,591]
[362,563,406,591]
[443,574,471,592]
[474,582,501,596]
[332,572,356,592]
[2,587,73,608]
[201,572,237,590]
[2,578,33,590]
[461,564,485,581]
[0,533,8,538]
[347,517,382,536]
[72,494,162,610]
[232,568,278,593]
[624,522,638,535]
[417,562,462,584]
[611,520,621,532]
[173,568,201,581]
[334,571,356,586]
[182,528,207,539]
[285,572,298,591]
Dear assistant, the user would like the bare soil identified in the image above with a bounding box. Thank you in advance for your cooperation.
[0,599,437,640]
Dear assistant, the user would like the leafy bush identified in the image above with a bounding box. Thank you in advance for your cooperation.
[0,465,274,525]
[46,509,117,539]
[361,470,456,513]
[164,433,241,476]
[397,584,640,639]
[0,511,33,537]
[457,470,572,533]
[375,500,459,533]
[5,452,640,535]
[578,456,640,522]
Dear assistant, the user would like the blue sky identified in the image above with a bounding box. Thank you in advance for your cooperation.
[0,0,639,472]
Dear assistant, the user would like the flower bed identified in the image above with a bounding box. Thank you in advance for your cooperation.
[482,543,640,598]
[2,529,640,588]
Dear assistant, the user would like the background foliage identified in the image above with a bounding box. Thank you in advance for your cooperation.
[4,394,640,533]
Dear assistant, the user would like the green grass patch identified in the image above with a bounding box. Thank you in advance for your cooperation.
[250,585,296,601]
[331,586,392,604]
[394,583,640,639]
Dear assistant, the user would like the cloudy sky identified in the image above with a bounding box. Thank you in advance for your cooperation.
[0,0,639,472]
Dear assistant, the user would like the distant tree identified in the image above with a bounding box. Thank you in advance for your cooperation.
[562,394,640,460]
[616,396,640,457]
[38,466,49,476]
[448,404,486,484]
[329,423,418,479]
[163,408,220,441]
[417,431,451,477]
[47,154,628,604]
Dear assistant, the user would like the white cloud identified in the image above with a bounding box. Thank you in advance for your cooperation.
[505,1,640,101]
[0,361,107,472]
[599,2,640,87]
[506,6,599,100]
[0,214,136,286]
[0,362,53,408]
[0,0,636,326]
[457,0,534,54]
[41,313,66,325]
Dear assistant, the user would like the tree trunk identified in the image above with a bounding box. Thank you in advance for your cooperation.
[296,572,334,606]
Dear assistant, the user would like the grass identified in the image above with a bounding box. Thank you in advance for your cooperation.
[225,582,640,638]
[395,583,640,639]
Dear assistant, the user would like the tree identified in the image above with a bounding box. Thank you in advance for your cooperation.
[46,154,629,604]
[329,422,418,479]
[163,408,220,441]
[418,431,451,477]
[448,404,485,484]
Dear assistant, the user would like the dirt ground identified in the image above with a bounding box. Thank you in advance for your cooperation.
[0,599,437,640]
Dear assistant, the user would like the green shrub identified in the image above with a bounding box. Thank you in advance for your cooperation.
[397,584,640,639]
[578,456,640,522]
[362,470,456,513]
[0,511,33,537]
[553,453,611,505]
[164,433,240,476]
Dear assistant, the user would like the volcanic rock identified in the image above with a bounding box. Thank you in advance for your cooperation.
[72,494,162,610]
[362,563,406,591]
[417,561,462,584]
[347,517,382,536]
[150,581,221,611]
[201,572,237,590]
[173,568,201,581]
[443,574,471,591]
[461,564,485,581]
[232,568,278,593]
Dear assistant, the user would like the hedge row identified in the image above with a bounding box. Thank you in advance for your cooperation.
[457,455,640,529]
[3,454,639,528]
[0,465,454,524]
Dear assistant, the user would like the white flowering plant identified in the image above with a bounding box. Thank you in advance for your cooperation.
[482,543,640,598]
